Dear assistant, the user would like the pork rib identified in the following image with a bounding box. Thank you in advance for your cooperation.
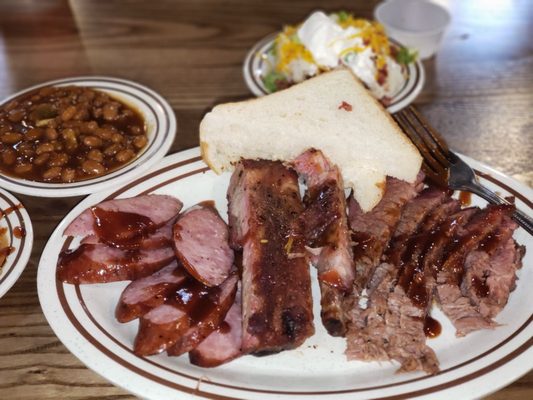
[292,149,353,336]
[227,159,314,353]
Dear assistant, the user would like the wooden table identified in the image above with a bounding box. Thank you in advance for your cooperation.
[0,1,531,398]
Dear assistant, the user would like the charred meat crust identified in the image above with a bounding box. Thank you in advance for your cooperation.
[227,160,314,353]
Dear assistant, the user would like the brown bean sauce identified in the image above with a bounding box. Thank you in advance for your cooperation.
[424,316,442,338]
[92,207,156,248]
[0,85,147,183]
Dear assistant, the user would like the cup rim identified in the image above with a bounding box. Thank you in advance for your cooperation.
[375,0,451,36]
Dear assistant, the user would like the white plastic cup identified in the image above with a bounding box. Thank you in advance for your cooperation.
[375,0,451,59]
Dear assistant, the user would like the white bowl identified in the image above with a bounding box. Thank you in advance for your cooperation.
[0,77,177,197]
[375,0,451,59]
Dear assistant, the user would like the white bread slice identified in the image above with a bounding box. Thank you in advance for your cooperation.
[200,69,422,212]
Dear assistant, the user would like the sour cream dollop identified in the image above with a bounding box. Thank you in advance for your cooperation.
[296,11,406,100]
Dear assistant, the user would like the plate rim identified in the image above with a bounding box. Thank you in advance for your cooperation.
[0,76,177,197]
[242,32,425,113]
[0,187,33,298]
[37,148,532,399]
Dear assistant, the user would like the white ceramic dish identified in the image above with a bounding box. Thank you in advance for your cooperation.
[38,147,532,399]
[0,188,33,298]
[0,76,176,197]
[243,33,425,113]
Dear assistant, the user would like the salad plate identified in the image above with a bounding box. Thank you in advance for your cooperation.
[0,76,176,198]
[0,187,33,298]
[38,147,532,400]
[243,32,425,113]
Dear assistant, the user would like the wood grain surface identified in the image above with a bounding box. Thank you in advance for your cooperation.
[0,1,531,399]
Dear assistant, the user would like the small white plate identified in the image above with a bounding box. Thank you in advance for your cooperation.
[0,187,33,298]
[0,76,176,197]
[243,33,425,113]
[38,148,532,400]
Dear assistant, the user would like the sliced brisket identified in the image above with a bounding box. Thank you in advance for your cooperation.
[227,160,314,353]
[348,172,423,291]
[346,186,451,373]
[436,205,506,335]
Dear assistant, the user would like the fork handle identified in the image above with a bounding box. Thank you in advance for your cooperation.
[466,183,533,235]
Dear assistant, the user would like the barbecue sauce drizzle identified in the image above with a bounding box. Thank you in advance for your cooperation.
[92,207,156,248]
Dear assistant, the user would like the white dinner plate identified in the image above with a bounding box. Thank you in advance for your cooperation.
[243,33,425,113]
[0,187,33,298]
[0,76,176,197]
[38,148,532,400]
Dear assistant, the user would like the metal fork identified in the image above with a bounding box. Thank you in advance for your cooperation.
[393,106,533,235]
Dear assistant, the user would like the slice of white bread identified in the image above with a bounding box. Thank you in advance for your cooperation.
[200,69,422,212]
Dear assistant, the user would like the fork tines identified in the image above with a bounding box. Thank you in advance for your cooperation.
[393,106,450,185]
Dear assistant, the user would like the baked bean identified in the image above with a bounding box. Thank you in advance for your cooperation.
[103,143,122,156]
[133,135,148,149]
[0,85,146,182]
[111,133,124,143]
[35,142,55,155]
[61,168,76,182]
[115,149,134,163]
[81,160,105,175]
[130,125,142,135]
[7,109,25,122]
[43,166,62,180]
[33,153,51,166]
[1,132,23,144]
[95,127,112,140]
[25,128,43,141]
[1,149,16,165]
[13,163,33,174]
[87,149,104,162]
[48,153,69,167]
[82,136,103,148]
[81,121,98,134]
[45,127,59,140]
[103,103,119,121]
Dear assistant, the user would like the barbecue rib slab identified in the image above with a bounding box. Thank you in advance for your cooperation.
[227,159,314,353]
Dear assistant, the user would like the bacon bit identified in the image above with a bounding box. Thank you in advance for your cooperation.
[338,101,353,111]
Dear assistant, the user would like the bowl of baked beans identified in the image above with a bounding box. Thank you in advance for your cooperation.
[0,77,176,197]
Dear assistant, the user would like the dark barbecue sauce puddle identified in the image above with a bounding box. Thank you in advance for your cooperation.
[424,316,442,338]
[92,207,156,248]
[167,275,223,325]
